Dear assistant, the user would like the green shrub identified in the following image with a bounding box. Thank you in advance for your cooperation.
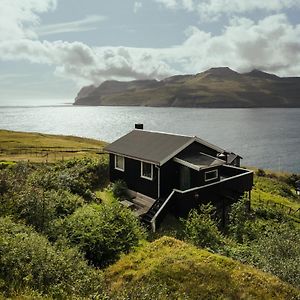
[111,180,128,198]
[228,196,250,243]
[285,173,300,188]
[5,187,85,234]
[250,223,300,288]
[58,202,145,267]
[256,169,266,177]
[183,203,223,251]
[0,217,104,299]
[0,162,35,196]
[254,206,288,222]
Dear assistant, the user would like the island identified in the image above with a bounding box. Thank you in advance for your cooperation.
[74,67,300,108]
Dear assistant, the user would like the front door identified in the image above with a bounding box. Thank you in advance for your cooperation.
[179,166,191,190]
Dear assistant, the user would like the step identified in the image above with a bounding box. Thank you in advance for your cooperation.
[136,192,156,203]
[132,197,153,208]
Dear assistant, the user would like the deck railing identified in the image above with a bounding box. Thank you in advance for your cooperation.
[150,166,253,232]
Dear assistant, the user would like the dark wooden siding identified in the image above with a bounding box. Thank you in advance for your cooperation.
[193,167,220,186]
[160,160,180,197]
[109,154,158,199]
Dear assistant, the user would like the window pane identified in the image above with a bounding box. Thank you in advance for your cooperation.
[205,170,218,181]
[115,155,124,170]
[142,162,152,179]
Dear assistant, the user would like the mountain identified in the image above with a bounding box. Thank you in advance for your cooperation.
[105,236,299,299]
[73,67,300,107]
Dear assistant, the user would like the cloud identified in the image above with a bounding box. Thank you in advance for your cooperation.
[0,0,56,41]
[0,0,174,86]
[0,38,175,86]
[111,13,300,77]
[1,0,300,91]
[155,0,194,11]
[133,2,143,13]
[167,14,300,76]
[155,0,300,20]
[36,15,107,36]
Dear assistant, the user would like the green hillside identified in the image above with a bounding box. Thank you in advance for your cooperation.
[0,129,106,162]
[74,67,300,107]
[0,130,299,299]
[105,236,299,300]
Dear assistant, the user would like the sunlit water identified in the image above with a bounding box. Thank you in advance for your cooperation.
[0,105,299,173]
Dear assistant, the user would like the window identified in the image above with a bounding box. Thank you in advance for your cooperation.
[115,155,124,171]
[141,161,153,180]
[205,169,218,182]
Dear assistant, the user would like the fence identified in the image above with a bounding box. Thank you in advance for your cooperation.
[255,197,300,219]
[0,147,106,162]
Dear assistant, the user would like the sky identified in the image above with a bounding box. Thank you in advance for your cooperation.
[0,0,300,104]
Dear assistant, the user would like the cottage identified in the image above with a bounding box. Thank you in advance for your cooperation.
[104,124,253,231]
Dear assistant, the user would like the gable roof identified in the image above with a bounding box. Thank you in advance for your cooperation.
[104,129,226,166]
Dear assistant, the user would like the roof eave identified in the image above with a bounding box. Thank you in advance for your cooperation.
[160,138,196,166]
[104,149,160,165]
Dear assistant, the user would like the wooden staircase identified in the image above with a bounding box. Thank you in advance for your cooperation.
[141,197,166,226]
[121,189,169,230]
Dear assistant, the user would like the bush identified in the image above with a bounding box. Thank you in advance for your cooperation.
[285,173,300,188]
[228,196,250,243]
[254,206,288,222]
[256,169,266,177]
[0,217,105,298]
[111,180,128,198]
[183,203,223,251]
[58,202,146,267]
[5,187,85,234]
[250,223,300,288]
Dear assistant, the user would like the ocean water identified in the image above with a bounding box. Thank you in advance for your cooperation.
[0,105,299,173]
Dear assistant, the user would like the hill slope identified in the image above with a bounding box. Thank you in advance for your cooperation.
[105,236,299,300]
[0,129,106,162]
[74,67,300,108]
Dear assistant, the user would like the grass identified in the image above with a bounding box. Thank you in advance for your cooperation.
[105,236,299,300]
[0,129,107,162]
[251,175,300,222]
[95,189,116,204]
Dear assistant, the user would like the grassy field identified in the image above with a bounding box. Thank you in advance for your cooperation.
[105,236,299,299]
[249,174,300,225]
[0,129,107,163]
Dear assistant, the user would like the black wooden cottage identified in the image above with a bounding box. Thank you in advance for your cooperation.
[104,125,253,231]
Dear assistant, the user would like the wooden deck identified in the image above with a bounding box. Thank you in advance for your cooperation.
[121,190,156,217]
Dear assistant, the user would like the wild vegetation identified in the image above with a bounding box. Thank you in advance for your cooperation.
[105,237,299,300]
[0,130,299,299]
[0,129,106,162]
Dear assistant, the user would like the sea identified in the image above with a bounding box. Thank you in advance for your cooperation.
[0,105,299,173]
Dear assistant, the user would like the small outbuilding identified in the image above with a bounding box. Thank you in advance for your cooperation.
[296,180,300,195]
[104,124,253,231]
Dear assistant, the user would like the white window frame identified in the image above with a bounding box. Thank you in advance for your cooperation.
[114,155,125,171]
[204,169,218,182]
[141,161,153,180]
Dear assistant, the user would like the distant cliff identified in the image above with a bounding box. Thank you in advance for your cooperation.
[73,67,300,108]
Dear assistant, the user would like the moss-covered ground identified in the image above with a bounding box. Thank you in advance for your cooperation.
[105,236,299,300]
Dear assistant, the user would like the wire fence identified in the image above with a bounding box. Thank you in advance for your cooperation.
[255,197,300,219]
[0,147,106,162]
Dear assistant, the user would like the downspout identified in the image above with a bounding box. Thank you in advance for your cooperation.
[156,165,160,199]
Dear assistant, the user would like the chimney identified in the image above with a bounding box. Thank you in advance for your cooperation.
[135,123,143,130]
